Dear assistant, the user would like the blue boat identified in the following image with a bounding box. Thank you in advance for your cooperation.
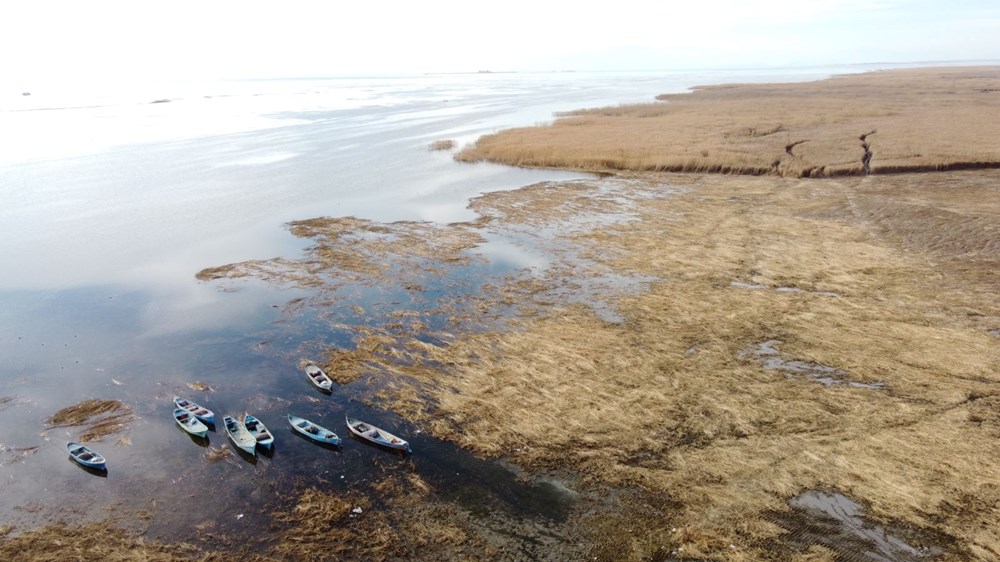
[67,442,106,470]
[173,397,215,425]
[288,414,340,446]
[243,414,274,451]
[346,415,411,453]
[224,415,257,455]
[173,408,209,438]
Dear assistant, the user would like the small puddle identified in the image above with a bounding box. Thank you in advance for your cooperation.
[768,490,945,561]
[741,340,884,390]
[988,328,1000,338]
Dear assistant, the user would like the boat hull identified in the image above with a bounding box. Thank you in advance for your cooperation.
[173,408,209,438]
[67,442,107,470]
[288,414,341,446]
[244,414,274,451]
[345,416,411,453]
[223,415,257,455]
[173,397,215,425]
[304,365,333,391]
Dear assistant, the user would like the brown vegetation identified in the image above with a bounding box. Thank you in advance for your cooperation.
[0,521,236,562]
[45,399,135,442]
[456,66,1000,178]
[196,216,485,290]
[428,139,456,151]
[182,67,1000,560]
[269,473,500,561]
[198,169,1000,560]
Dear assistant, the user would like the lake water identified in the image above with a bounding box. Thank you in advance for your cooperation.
[0,64,928,543]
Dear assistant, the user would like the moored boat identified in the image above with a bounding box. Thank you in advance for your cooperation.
[243,414,274,451]
[173,407,209,438]
[67,442,107,470]
[173,397,215,425]
[304,364,333,392]
[345,415,411,453]
[223,415,257,455]
[287,414,341,446]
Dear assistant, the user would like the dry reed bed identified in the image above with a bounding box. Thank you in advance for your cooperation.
[268,473,509,561]
[45,398,135,443]
[194,171,1000,559]
[0,520,256,562]
[456,67,1000,178]
[342,173,999,560]
[400,172,1000,560]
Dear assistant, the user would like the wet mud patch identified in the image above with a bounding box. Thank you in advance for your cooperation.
[767,490,949,561]
[740,340,885,390]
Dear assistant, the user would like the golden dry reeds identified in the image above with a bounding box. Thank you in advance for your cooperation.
[428,139,456,151]
[456,67,1000,178]
[196,171,1000,559]
[186,67,1000,560]
[196,216,485,292]
[45,399,135,442]
[0,521,233,562]
[269,473,497,561]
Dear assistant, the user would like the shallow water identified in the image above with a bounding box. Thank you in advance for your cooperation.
[1,65,923,542]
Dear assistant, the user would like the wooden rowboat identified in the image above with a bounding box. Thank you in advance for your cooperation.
[345,415,411,453]
[173,397,215,425]
[67,442,106,470]
[173,407,209,438]
[287,414,340,446]
[223,415,257,455]
[304,364,333,392]
[243,414,274,451]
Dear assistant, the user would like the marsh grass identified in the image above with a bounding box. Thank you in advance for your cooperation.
[0,521,237,562]
[197,171,1000,559]
[45,399,135,442]
[429,139,456,151]
[196,216,485,292]
[269,473,497,561]
[183,67,1000,560]
[457,67,1000,178]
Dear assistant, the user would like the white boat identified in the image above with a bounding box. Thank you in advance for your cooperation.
[288,414,341,446]
[243,414,274,451]
[67,442,107,470]
[304,364,333,392]
[345,415,411,453]
[173,407,208,438]
[223,415,257,455]
[173,397,215,425]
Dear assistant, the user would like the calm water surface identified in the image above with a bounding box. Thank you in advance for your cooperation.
[0,65,918,541]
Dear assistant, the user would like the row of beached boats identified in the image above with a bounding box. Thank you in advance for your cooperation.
[67,363,411,472]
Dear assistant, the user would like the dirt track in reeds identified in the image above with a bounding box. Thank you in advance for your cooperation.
[456,66,1000,178]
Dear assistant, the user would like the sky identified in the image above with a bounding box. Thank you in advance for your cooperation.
[0,0,997,84]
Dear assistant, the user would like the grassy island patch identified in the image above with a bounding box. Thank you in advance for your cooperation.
[456,66,1000,178]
